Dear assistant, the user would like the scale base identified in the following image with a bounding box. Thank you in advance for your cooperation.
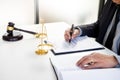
[2,31,23,41]
[35,49,48,55]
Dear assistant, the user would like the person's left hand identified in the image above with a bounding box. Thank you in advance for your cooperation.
[76,52,119,69]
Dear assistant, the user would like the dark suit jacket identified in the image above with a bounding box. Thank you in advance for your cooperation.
[76,0,120,54]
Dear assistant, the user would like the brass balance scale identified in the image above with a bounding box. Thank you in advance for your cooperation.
[35,19,53,55]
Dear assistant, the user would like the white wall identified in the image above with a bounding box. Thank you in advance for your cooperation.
[0,0,35,38]
[39,0,99,25]
[0,0,35,26]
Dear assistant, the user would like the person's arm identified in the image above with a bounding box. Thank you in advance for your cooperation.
[75,0,113,38]
[64,21,99,42]
[75,21,99,38]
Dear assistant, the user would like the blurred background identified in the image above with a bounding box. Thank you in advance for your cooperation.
[39,0,100,25]
[0,0,35,25]
[0,0,104,26]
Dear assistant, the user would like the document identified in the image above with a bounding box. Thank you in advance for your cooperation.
[61,68,120,80]
[51,36,105,55]
[50,55,120,80]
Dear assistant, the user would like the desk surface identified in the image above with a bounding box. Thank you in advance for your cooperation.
[0,22,119,80]
[0,22,68,80]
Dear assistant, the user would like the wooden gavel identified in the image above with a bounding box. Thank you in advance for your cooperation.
[2,22,38,41]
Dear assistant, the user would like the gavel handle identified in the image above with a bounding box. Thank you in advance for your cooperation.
[14,27,38,35]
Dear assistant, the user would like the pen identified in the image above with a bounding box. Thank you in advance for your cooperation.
[69,24,74,43]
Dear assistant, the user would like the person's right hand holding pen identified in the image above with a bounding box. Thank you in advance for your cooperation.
[69,24,74,43]
[64,24,80,42]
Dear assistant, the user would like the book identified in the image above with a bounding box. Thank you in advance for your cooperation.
[51,36,105,55]
[50,55,120,80]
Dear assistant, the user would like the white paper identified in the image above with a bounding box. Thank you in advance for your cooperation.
[52,36,104,54]
[50,55,82,80]
[60,68,120,80]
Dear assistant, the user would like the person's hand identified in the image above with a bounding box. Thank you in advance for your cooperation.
[76,52,119,69]
[64,28,80,42]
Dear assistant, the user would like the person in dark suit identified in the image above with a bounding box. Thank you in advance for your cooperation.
[64,0,120,69]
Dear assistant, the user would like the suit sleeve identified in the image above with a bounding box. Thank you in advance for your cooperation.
[114,55,120,67]
[75,21,99,38]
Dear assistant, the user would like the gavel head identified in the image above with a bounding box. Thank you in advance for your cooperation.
[7,22,15,36]
[2,22,23,41]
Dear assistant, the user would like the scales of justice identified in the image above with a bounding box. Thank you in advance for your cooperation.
[2,19,53,55]
[35,19,53,55]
